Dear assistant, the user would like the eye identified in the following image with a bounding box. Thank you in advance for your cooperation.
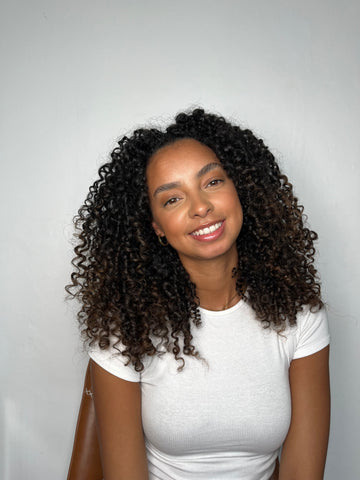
[207,178,224,187]
[163,197,180,207]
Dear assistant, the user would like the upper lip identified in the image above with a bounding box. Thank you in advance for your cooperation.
[189,220,224,235]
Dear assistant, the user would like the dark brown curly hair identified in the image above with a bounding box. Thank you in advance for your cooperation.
[67,108,323,371]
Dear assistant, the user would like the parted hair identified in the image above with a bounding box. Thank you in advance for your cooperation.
[67,108,323,371]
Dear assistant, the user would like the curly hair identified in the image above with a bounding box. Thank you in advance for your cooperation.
[67,108,323,371]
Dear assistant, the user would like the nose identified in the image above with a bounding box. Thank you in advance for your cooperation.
[189,192,213,218]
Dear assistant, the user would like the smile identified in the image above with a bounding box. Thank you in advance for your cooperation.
[191,221,223,237]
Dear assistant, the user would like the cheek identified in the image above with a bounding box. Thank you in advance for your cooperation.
[223,187,242,212]
[156,211,187,238]
[228,193,243,230]
[163,215,184,236]
[150,202,165,235]
[151,206,175,234]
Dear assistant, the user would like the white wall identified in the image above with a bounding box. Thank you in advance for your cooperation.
[1,1,359,478]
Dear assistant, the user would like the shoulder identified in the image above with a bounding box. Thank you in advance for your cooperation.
[88,336,163,383]
[291,306,330,360]
[88,339,141,382]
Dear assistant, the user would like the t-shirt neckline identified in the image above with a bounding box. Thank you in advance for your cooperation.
[199,298,245,317]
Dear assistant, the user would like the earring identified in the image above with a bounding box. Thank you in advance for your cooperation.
[158,235,168,246]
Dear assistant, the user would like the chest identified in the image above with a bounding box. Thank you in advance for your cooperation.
[141,317,292,456]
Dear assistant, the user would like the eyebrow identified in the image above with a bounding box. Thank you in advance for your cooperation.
[152,162,223,198]
[196,162,223,178]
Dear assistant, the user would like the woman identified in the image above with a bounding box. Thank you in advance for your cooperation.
[68,109,330,479]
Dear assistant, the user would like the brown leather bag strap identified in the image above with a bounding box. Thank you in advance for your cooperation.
[269,456,280,480]
[67,360,103,480]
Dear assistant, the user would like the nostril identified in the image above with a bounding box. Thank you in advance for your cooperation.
[189,195,213,218]
[194,206,212,218]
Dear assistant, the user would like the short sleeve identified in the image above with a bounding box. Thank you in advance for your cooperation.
[88,341,140,382]
[293,307,330,360]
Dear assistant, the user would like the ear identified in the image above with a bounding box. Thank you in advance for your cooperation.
[152,220,164,237]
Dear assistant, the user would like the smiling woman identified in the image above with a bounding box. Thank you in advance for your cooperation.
[67,109,330,480]
[147,139,243,272]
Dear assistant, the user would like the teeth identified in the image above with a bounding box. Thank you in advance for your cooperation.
[192,222,222,236]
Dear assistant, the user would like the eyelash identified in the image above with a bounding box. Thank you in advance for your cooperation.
[163,197,180,207]
[207,178,223,187]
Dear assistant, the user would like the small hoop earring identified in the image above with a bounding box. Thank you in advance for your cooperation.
[158,235,168,246]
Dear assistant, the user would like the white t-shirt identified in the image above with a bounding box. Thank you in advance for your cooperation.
[89,300,330,480]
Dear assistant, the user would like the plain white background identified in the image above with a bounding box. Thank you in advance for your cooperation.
[1,1,359,478]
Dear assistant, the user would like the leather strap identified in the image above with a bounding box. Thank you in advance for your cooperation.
[67,361,103,480]
[269,457,280,479]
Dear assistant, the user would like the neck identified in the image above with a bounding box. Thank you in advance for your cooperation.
[181,249,241,311]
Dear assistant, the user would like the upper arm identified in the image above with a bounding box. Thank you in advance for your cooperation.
[90,359,149,480]
[279,345,330,480]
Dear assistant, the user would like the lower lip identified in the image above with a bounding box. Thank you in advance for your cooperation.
[190,221,225,242]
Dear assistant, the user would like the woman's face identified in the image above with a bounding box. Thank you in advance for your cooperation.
[146,138,243,268]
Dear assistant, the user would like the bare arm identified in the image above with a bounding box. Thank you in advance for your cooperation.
[90,360,149,480]
[279,345,330,479]
[67,361,102,480]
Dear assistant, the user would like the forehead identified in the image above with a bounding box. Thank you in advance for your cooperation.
[147,138,220,177]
